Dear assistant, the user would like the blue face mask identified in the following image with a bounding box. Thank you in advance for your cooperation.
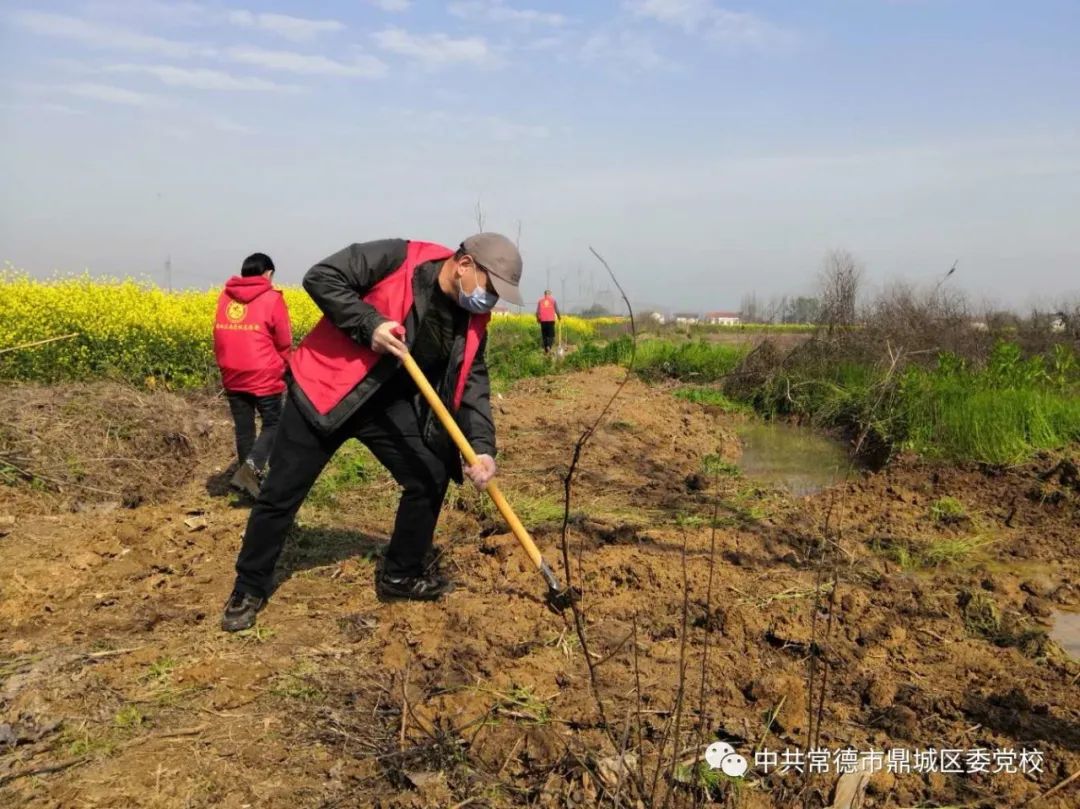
[457,267,499,314]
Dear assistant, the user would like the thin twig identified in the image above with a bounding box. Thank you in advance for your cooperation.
[496,734,524,777]
[558,246,637,748]
[661,533,692,809]
[0,755,89,786]
[1025,767,1080,806]
[632,615,647,790]
[400,665,410,750]
[692,464,721,809]
[82,646,147,660]
[0,332,79,355]
[803,494,834,808]
[611,707,635,809]
[590,630,635,669]
[755,695,787,756]
[0,455,121,497]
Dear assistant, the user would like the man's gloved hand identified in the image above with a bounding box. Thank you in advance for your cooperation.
[464,454,497,490]
[371,321,407,358]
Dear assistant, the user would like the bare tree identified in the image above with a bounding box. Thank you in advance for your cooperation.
[818,249,863,333]
[739,292,762,323]
[765,294,789,325]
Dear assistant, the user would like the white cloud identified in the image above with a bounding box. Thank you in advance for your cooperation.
[0,101,85,116]
[389,107,551,141]
[367,0,412,11]
[208,116,255,134]
[484,116,550,140]
[525,34,570,52]
[80,1,209,26]
[630,0,796,49]
[62,82,160,107]
[373,28,493,67]
[631,0,714,29]
[106,64,299,92]
[581,29,673,72]
[10,10,211,58]
[225,46,388,78]
[226,11,346,42]
[448,1,567,27]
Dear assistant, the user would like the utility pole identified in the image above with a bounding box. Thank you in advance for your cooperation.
[165,254,172,292]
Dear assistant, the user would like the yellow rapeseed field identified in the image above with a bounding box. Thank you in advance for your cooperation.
[0,271,610,387]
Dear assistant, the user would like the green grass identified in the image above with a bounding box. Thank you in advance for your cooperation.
[144,656,176,682]
[113,705,145,729]
[234,625,276,644]
[632,339,745,382]
[307,442,375,507]
[899,343,1080,464]
[61,724,118,758]
[272,671,325,703]
[870,534,995,570]
[674,385,752,413]
[900,378,1080,465]
[745,341,1080,465]
[490,685,553,725]
[960,591,1050,656]
[701,454,741,477]
[929,496,967,524]
[456,484,571,525]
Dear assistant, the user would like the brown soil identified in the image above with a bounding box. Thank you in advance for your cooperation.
[1,368,1078,808]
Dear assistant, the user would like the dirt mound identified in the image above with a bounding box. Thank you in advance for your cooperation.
[1,368,1078,808]
[0,382,227,511]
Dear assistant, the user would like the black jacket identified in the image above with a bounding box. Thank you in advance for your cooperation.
[287,239,496,475]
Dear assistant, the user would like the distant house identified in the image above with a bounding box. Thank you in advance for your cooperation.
[1051,315,1067,334]
[673,312,699,325]
[704,311,741,326]
[491,305,514,317]
[648,311,666,325]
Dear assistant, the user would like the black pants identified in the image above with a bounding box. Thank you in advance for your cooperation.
[540,321,556,352]
[233,392,450,599]
[227,392,283,472]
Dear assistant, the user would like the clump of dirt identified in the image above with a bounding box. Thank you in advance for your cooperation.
[1,367,1078,808]
[0,382,226,511]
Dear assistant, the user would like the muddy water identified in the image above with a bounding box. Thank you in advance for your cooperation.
[1050,610,1080,659]
[737,421,856,496]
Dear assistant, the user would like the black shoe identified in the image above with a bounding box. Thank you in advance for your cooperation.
[376,571,455,602]
[221,591,265,632]
[229,461,262,499]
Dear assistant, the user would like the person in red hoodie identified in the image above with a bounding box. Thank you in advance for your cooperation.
[213,253,292,498]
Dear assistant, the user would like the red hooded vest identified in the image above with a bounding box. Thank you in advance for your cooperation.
[289,241,490,418]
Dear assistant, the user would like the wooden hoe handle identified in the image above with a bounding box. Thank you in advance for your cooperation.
[400,352,545,570]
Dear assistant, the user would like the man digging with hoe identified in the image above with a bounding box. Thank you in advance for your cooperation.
[222,234,522,632]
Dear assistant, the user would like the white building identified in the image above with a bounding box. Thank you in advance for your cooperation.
[705,311,742,326]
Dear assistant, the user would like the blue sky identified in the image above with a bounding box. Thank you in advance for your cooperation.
[1,1,1077,312]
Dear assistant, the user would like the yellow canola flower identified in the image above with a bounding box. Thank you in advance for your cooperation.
[0,271,604,388]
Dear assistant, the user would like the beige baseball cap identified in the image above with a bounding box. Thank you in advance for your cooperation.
[461,232,523,305]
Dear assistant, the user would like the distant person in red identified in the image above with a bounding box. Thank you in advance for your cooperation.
[213,253,292,498]
[535,289,560,354]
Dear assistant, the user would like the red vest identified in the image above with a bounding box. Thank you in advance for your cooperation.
[290,241,490,416]
[537,295,558,322]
